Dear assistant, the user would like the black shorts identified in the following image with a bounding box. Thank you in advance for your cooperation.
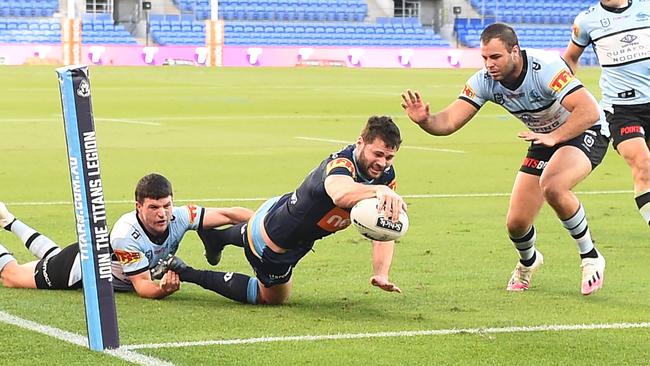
[519,127,610,176]
[34,243,82,290]
[242,223,314,288]
[606,103,650,149]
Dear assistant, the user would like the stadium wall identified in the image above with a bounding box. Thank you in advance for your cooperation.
[0,44,499,68]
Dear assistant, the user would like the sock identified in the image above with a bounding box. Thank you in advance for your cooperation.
[0,243,16,274]
[560,204,596,258]
[179,267,258,304]
[201,223,246,249]
[635,190,650,226]
[8,219,60,259]
[510,226,537,266]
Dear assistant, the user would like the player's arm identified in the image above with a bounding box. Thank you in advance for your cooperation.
[129,270,180,299]
[324,175,404,222]
[563,42,585,74]
[401,90,478,136]
[370,239,401,293]
[519,88,600,146]
[201,207,253,229]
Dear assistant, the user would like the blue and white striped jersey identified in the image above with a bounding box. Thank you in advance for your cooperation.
[459,49,609,136]
[572,0,650,110]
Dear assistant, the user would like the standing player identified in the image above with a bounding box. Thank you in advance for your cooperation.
[0,173,252,299]
[156,116,406,305]
[563,0,650,229]
[401,23,609,295]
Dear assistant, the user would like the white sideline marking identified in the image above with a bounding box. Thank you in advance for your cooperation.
[3,190,634,207]
[0,310,173,366]
[96,118,161,126]
[123,321,650,350]
[295,136,466,153]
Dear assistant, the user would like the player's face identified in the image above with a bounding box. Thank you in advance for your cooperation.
[136,196,173,236]
[355,137,398,179]
[480,38,520,81]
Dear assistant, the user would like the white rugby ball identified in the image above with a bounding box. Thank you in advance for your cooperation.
[350,197,409,241]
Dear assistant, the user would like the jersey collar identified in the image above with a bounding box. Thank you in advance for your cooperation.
[600,0,632,13]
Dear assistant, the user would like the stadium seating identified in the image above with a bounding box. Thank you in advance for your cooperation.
[469,0,594,25]
[81,14,138,45]
[0,0,59,18]
[454,17,598,65]
[0,14,138,45]
[150,16,449,47]
[173,0,368,22]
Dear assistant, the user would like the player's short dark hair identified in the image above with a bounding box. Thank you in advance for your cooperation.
[480,23,519,52]
[135,173,173,203]
[361,115,402,149]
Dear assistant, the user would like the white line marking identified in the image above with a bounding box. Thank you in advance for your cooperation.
[2,190,633,207]
[0,310,173,366]
[295,136,466,153]
[96,118,161,126]
[123,321,650,350]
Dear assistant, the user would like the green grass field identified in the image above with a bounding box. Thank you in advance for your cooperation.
[0,65,649,365]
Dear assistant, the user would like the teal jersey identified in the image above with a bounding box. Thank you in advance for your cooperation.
[110,205,203,291]
[572,0,650,110]
[459,49,609,136]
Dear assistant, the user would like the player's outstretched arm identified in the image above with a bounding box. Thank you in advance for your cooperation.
[401,90,478,136]
[130,270,180,299]
[563,42,585,75]
[370,240,401,293]
[201,207,254,229]
[325,175,405,222]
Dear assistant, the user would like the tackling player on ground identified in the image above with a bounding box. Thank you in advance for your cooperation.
[0,173,252,299]
[564,0,650,230]
[156,116,406,305]
[402,23,609,295]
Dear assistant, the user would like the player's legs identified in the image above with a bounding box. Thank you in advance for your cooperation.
[0,261,38,288]
[506,172,545,292]
[608,104,650,226]
[616,138,650,225]
[0,243,38,288]
[540,143,606,295]
[0,202,61,260]
[538,146,590,218]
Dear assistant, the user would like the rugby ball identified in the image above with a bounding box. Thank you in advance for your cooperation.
[350,197,409,241]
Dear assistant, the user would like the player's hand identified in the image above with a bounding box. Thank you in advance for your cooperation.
[370,275,402,293]
[376,186,406,223]
[518,131,558,147]
[160,270,180,294]
[401,89,430,125]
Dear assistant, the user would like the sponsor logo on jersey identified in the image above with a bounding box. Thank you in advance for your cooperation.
[532,61,541,71]
[131,229,141,240]
[317,207,351,232]
[600,18,611,27]
[637,12,650,21]
[494,93,504,104]
[462,83,476,98]
[388,179,397,191]
[620,125,645,135]
[620,34,638,44]
[187,204,198,225]
[529,89,543,103]
[114,250,143,265]
[326,157,356,178]
[549,69,574,93]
